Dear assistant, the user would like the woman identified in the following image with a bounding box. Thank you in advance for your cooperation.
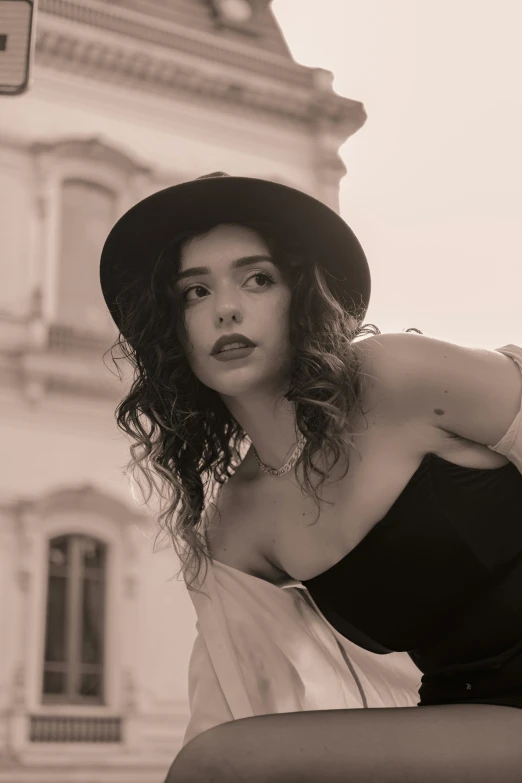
[100,172,522,782]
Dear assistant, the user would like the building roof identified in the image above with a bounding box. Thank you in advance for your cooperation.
[108,0,294,60]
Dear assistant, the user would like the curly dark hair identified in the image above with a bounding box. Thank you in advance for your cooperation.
[104,217,422,595]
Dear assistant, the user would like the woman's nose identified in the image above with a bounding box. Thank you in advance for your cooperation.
[217,306,241,324]
[214,292,243,324]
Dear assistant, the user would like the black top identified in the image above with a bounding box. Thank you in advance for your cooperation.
[301,453,522,680]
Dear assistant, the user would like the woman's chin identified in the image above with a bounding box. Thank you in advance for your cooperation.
[211,377,260,397]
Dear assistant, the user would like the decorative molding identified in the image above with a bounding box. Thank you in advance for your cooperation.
[30,137,152,180]
[123,669,137,715]
[16,570,31,593]
[39,0,308,86]
[12,502,35,584]
[11,664,26,709]
[29,134,152,216]
[2,486,149,554]
[208,0,257,35]
[315,148,348,179]
[34,484,147,530]
[34,18,366,132]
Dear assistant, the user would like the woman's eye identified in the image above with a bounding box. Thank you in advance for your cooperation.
[249,272,276,288]
[181,284,207,302]
[181,271,275,303]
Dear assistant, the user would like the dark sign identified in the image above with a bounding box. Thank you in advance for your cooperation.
[0,0,37,95]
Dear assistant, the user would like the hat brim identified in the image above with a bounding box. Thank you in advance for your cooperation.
[100,175,371,333]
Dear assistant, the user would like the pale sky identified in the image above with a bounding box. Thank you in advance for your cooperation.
[272,0,522,348]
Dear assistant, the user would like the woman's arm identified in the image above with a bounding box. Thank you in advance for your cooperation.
[356,332,522,450]
[166,701,522,782]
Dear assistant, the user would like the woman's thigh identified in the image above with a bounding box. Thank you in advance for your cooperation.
[169,703,522,783]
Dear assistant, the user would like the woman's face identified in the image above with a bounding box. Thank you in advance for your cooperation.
[175,224,293,398]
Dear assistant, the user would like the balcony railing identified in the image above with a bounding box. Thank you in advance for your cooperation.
[47,323,114,354]
[29,715,122,743]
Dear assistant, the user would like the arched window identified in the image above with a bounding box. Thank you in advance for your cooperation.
[55,179,117,333]
[43,534,107,704]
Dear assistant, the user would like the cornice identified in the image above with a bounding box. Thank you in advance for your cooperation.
[35,25,367,131]
[30,136,152,178]
[0,483,146,529]
[39,0,312,88]
[35,483,147,526]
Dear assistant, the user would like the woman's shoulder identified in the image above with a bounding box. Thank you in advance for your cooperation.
[352,330,455,409]
[352,330,458,423]
[352,330,424,370]
[351,331,411,416]
[351,330,450,426]
[353,331,522,448]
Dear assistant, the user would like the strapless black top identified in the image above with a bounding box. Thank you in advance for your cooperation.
[301,453,522,689]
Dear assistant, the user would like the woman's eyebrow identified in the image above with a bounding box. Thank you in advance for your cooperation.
[174,255,274,283]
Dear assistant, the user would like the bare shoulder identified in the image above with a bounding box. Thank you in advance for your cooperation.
[351,331,427,415]
[353,331,521,448]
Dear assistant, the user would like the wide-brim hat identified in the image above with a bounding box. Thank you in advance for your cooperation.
[99,172,371,339]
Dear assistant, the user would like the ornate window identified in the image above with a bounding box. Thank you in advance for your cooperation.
[43,534,107,705]
[56,180,118,333]
[30,137,152,342]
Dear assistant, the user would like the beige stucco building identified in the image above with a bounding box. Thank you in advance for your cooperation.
[0,1,366,780]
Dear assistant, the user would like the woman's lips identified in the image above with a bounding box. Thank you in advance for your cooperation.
[212,346,256,362]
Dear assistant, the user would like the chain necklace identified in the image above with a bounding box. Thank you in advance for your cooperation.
[252,432,306,477]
